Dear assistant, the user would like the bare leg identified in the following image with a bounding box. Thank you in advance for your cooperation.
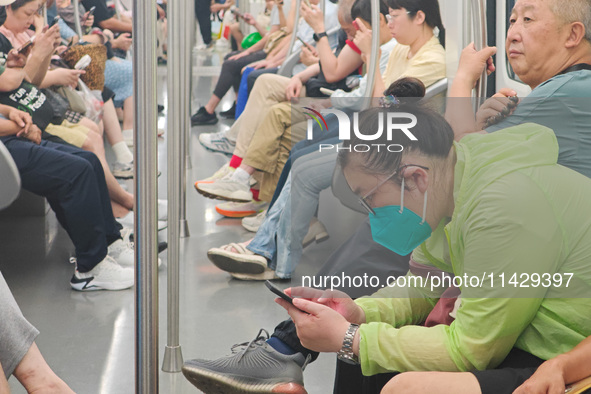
[102,99,126,146]
[229,22,244,49]
[0,361,9,394]
[381,371,482,394]
[81,133,134,210]
[238,163,256,175]
[122,96,134,131]
[204,95,222,114]
[13,343,74,394]
[78,116,101,136]
[111,200,130,218]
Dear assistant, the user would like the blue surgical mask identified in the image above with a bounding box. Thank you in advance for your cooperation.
[368,178,432,256]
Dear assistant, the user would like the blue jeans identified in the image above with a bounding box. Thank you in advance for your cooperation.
[247,144,339,278]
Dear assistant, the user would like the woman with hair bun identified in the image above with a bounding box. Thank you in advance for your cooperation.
[277,78,591,393]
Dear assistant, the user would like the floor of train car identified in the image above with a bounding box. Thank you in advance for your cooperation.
[1,46,366,393]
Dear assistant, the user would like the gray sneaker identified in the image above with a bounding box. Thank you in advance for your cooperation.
[182,329,310,394]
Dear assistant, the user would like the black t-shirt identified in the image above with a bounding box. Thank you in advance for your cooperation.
[0,33,56,131]
[81,0,116,28]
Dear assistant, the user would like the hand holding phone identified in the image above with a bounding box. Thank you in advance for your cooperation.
[352,20,360,30]
[296,36,313,51]
[265,280,308,313]
[49,16,60,28]
[302,0,311,8]
[17,39,33,54]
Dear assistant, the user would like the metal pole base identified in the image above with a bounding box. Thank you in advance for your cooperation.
[162,345,184,373]
[180,219,190,238]
[185,154,192,170]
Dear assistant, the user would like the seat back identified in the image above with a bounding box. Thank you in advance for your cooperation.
[0,140,21,210]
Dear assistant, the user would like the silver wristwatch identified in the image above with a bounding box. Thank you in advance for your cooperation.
[337,323,360,365]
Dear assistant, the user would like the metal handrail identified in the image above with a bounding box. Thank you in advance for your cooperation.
[284,0,301,59]
[471,0,487,108]
[72,0,83,37]
[132,0,159,392]
[361,0,380,110]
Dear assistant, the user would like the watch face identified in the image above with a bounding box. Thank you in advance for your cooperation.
[337,354,359,365]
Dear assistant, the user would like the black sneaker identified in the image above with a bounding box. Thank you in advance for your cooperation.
[219,102,237,119]
[182,329,310,394]
[191,106,218,126]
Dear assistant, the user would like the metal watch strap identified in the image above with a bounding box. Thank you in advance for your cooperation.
[337,323,360,365]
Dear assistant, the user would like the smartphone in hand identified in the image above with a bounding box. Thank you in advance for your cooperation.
[265,280,308,313]
[49,16,60,27]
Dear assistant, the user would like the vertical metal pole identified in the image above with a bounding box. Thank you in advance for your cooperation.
[286,0,300,57]
[186,0,194,171]
[361,0,380,110]
[471,0,488,109]
[180,0,191,238]
[72,0,83,37]
[161,0,184,374]
[133,0,159,392]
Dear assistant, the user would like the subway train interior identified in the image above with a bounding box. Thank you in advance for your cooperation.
[2,0,591,393]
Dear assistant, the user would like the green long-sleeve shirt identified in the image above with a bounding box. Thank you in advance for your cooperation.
[355,123,591,375]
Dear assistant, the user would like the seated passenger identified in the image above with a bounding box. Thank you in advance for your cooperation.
[81,0,132,33]
[0,0,136,217]
[191,0,340,126]
[275,88,591,392]
[194,0,366,205]
[0,271,74,393]
[227,0,274,51]
[202,0,446,280]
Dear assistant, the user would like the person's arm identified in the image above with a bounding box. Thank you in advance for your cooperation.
[0,361,9,394]
[445,43,497,140]
[284,63,320,101]
[514,336,591,394]
[24,25,62,86]
[284,0,297,34]
[275,0,286,28]
[299,3,361,83]
[39,68,85,89]
[0,62,26,92]
[98,17,133,33]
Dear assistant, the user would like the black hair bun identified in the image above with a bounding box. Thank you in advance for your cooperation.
[383,77,426,104]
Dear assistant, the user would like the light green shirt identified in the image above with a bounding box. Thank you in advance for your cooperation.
[355,123,591,375]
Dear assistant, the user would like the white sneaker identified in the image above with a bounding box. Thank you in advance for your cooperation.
[194,163,234,187]
[108,228,135,266]
[215,200,269,218]
[70,255,134,291]
[117,212,168,231]
[242,209,267,232]
[112,161,134,179]
[198,131,235,154]
[195,177,253,202]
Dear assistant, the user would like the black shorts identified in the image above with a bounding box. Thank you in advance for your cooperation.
[471,348,544,394]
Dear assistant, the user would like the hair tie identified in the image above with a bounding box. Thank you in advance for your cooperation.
[433,26,440,37]
[380,95,399,108]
